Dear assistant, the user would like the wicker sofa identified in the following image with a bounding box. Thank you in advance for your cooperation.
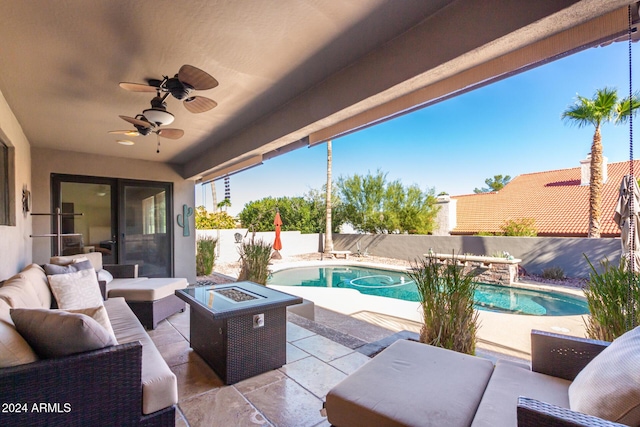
[326,329,640,427]
[0,263,178,426]
[51,253,187,329]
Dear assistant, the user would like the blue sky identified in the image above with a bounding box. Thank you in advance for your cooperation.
[197,41,639,217]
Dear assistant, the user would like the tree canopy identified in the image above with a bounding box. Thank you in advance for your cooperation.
[562,87,640,237]
[337,170,439,234]
[195,206,236,229]
[473,175,511,193]
[238,194,343,234]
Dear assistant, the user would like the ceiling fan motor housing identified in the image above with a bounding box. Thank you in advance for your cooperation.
[166,76,192,100]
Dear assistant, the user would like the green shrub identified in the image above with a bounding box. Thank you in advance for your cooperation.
[542,266,565,280]
[408,254,479,355]
[584,256,640,342]
[500,218,537,236]
[237,239,273,285]
[196,236,218,276]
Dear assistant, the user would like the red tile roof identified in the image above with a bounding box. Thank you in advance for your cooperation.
[452,160,640,237]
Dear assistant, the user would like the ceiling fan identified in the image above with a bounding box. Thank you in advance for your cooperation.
[109,114,184,153]
[119,64,218,113]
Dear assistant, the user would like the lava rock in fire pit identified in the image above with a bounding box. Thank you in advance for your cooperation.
[216,288,257,302]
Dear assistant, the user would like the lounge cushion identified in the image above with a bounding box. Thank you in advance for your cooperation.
[10,308,116,358]
[48,269,104,310]
[569,325,640,425]
[104,297,178,414]
[0,299,38,367]
[108,277,188,302]
[17,264,52,309]
[0,273,42,309]
[326,339,494,427]
[471,359,571,427]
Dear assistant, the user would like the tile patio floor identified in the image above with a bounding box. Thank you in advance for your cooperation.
[151,305,375,427]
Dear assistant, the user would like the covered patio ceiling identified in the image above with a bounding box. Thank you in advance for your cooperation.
[0,1,636,182]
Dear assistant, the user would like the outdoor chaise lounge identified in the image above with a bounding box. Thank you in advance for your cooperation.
[325,329,640,427]
[50,252,187,329]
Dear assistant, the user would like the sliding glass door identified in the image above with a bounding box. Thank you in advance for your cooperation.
[52,175,173,277]
[120,180,173,278]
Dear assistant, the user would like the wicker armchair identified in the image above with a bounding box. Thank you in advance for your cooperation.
[516,330,623,427]
[0,342,174,426]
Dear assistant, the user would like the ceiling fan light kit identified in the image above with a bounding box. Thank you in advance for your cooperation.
[142,107,175,125]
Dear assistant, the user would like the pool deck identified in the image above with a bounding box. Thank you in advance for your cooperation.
[267,259,587,361]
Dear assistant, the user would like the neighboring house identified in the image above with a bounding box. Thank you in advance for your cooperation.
[442,156,640,237]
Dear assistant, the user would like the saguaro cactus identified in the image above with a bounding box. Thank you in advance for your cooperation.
[177,204,194,236]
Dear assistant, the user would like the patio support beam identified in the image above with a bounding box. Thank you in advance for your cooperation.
[184,0,634,180]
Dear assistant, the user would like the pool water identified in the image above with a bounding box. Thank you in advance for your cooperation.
[267,266,589,316]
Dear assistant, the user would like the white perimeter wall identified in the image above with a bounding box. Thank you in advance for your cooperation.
[197,229,321,264]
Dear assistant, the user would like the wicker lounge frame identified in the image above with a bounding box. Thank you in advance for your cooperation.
[0,342,175,426]
[104,264,186,330]
[517,330,616,427]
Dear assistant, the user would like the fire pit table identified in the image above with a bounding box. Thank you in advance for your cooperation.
[176,281,302,384]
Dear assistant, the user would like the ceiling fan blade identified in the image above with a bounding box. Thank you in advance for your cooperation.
[119,82,157,93]
[178,65,218,90]
[157,128,185,139]
[183,96,217,113]
[119,115,152,128]
[108,129,140,136]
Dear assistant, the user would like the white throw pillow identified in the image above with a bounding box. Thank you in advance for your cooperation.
[97,269,113,284]
[47,269,104,310]
[569,325,640,425]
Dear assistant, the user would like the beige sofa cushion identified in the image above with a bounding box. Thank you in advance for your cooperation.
[104,297,178,414]
[18,264,52,309]
[471,359,571,427]
[48,269,104,310]
[0,273,42,309]
[50,252,103,271]
[108,277,188,302]
[0,299,38,367]
[326,339,494,427]
[569,325,640,425]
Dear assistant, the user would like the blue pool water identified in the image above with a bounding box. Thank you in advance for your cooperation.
[267,266,589,316]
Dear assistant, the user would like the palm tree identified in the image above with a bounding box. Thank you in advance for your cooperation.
[324,140,334,254]
[562,87,639,238]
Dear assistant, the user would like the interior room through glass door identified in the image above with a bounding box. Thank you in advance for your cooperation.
[121,181,173,278]
[56,179,117,264]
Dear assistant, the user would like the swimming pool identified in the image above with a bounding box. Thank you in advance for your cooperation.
[268,265,589,316]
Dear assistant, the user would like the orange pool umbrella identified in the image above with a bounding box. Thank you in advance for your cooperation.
[273,211,283,253]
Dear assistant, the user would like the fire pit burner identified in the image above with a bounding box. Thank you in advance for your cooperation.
[215,288,258,302]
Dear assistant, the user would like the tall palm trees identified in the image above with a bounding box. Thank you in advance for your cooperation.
[562,87,639,238]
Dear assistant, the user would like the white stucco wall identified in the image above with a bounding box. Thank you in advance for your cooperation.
[0,89,32,280]
[197,229,321,264]
[31,148,197,283]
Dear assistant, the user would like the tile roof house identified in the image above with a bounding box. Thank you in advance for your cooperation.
[449,157,640,237]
